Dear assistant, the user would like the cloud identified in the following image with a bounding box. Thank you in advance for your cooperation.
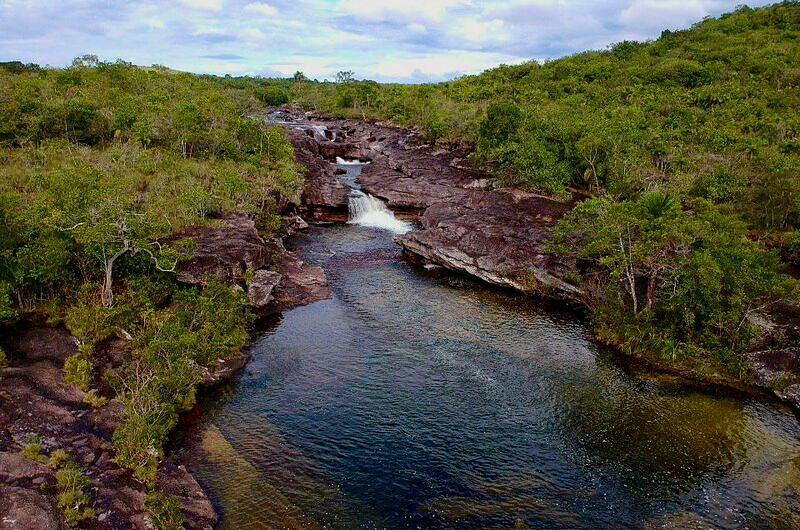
[620,0,708,32]
[201,53,245,60]
[338,0,466,23]
[243,2,278,17]
[178,0,223,10]
[0,0,778,83]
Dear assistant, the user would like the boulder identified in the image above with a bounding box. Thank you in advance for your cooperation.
[247,270,282,308]
[744,347,800,408]
[176,215,268,286]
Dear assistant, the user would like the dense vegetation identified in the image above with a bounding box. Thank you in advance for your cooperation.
[0,56,303,525]
[262,2,800,373]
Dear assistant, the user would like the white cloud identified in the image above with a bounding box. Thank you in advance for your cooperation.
[178,0,223,10]
[0,0,778,83]
[243,2,278,17]
[620,0,708,32]
[338,0,467,23]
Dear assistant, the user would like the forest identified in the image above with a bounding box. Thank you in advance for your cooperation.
[0,56,303,525]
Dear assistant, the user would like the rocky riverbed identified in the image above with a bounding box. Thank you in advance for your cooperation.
[275,107,800,412]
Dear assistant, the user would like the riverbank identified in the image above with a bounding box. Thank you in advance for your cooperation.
[272,106,800,414]
[0,213,331,528]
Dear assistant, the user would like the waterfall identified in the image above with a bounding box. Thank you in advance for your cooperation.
[348,190,412,234]
[336,156,366,165]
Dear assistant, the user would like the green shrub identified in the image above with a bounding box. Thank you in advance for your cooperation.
[83,389,108,408]
[56,463,97,526]
[145,491,187,530]
[48,449,72,469]
[254,86,289,106]
[20,434,47,463]
[64,353,94,391]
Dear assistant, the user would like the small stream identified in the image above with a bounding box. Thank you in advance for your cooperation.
[186,162,800,529]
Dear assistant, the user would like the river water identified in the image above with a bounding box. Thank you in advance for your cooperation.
[186,163,800,529]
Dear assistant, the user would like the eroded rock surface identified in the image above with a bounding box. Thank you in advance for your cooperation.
[270,107,582,300]
[0,322,217,530]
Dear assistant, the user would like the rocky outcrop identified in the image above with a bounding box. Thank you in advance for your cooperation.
[176,215,269,286]
[247,270,282,308]
[175,213,331,315]
[396,190,582,300]
[0,487,66,530]
[0,322,217,530]
[270,107,582,301]
[744,347,800,409]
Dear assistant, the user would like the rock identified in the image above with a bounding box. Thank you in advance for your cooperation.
[744,347,800,408]
[200,354,250,387]
[0,452,51,484]
[247,270,282,308]
[0,487,66,530]
[273,251,331,311]
[280,214,309,237]
[5,323,76,364]
[176,215,269,286]
[274,109,581,301]
[157,461,217,529]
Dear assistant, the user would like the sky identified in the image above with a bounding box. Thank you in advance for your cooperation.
[0,0,777,82]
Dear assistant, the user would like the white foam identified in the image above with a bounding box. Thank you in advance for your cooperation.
[348,191,412,234]
[336,156,368,165]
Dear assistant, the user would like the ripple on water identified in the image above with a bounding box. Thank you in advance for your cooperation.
[192,224,800,529]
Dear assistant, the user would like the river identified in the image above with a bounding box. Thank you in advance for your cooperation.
[183,162,800,529]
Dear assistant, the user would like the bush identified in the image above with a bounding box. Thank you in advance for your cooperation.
[48,449,71,469]
[64,353,94,391]
[145,491,187,530]
[20,434,47,463]
[255,85,289,106]
[56,463,97,526]
[83,389,108,408]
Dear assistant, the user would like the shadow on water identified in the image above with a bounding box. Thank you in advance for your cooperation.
[180,162,800,529]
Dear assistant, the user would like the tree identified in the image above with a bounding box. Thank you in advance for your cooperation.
[33,169,179,307]
[335,70,355,84]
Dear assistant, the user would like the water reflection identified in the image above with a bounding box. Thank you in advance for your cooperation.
[189,224,800,529]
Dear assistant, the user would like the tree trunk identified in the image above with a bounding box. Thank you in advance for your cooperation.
[101,243,129,308]
[101,258,115,307]
[645,268,657,312]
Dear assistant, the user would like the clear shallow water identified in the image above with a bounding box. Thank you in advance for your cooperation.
[187,224,800,529]
[186,164,800,529]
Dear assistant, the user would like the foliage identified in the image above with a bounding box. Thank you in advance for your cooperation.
[20,434,47,463]
[56,462,97,526]
[84,389,108,408]
[145,491,187,530]
[553,194,793,369]
[0,57,298,506]
[109,279,249,484]
[64,352,94,391]
[48,449,72,469]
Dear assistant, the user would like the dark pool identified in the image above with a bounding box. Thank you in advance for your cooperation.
[187,169,800,529]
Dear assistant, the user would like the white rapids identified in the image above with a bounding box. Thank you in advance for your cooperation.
[336,156,367,165]
[348,190,412,234]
